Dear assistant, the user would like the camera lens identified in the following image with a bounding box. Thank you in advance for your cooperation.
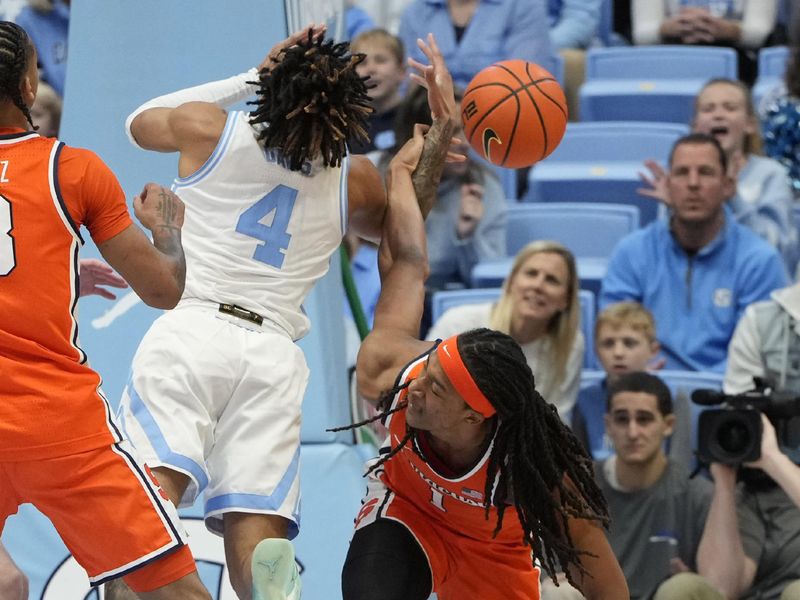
[717,420,752,453]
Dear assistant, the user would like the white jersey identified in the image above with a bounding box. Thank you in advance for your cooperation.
[172,111,348,340]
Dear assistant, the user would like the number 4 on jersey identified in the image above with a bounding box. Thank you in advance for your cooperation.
[236,184,297,269]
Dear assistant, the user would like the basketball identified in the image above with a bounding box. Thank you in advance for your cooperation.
[461,60,568,168]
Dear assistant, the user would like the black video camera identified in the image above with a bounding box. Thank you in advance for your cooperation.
[692,378,800,465]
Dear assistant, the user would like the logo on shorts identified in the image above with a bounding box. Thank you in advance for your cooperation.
[482,128,502,162]
[713,288,732,308]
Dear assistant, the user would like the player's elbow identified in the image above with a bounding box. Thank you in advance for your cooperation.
[137,267,185,309]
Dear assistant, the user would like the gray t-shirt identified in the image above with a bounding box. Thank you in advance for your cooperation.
[596,459,713,600]
[739,483,800,600]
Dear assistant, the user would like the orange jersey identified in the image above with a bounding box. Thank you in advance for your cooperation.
[0,129,132,460]
[357,352,540,599]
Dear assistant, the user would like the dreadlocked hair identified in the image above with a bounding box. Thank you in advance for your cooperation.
[455,329,609,587]
[248,31,372,170]
[327,378,428,471]
[0,22,36,130]
[332,329,609,587]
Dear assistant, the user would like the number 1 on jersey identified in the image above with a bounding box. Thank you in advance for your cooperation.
[0,196,14,276]
[236,184,297,269]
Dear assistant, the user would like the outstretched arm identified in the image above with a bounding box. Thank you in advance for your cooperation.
[356,125,435,402]
[409,33,459,218]
[347,33,461,243]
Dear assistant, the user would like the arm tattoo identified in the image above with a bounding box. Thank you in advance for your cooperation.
[155,187,180,231]
[412,118,455,218]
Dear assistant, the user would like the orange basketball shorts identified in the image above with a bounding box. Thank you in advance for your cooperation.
[0,439,196,592]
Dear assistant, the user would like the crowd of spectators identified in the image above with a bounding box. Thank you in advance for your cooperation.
[344,1,800,598]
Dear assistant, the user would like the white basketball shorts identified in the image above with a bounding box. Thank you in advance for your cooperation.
[117,301,308,538]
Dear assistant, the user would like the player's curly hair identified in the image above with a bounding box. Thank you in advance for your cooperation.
[0,21,36,130]
[333,328,610,587]
[249,31,372,170]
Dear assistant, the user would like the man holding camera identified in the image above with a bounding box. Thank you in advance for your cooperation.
[695,281,800,599]
[698,414,800,599]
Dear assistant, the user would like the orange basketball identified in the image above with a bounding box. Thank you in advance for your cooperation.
[462,60,568,168]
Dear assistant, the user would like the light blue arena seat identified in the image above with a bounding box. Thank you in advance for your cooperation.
[524,121,689,224]
[753,45,789,110]
[579,46,738,123]
[0,443,368,600]
[431,288,597,368]
[505,202,640,257]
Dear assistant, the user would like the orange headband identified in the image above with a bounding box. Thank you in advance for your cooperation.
[436,335,496,418]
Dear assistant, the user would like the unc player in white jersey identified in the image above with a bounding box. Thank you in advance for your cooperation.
[111,26,458,600]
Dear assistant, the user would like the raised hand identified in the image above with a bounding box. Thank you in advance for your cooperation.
[79,259,128,299]
[637,159,671,206]
[407,33,457,125]
[258,23,328,72]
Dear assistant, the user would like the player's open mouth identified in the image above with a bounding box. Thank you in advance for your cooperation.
[709,126,728,136]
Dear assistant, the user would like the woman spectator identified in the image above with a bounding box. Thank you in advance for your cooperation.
[640,77,798,276]
[428,240,584,420]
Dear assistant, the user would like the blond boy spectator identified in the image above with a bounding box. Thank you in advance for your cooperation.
[350,28,406,154]
[572,302,661,459]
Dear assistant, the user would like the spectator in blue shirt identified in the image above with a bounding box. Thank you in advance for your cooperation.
[601,133,788,374]
[548,0,602,119]
[398,0,555,90]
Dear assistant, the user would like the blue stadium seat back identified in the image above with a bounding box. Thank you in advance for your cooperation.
[527,178,661,224]
[580,47,737,123]
[524,121,688,222]
[580,369,606,389]
[758,45,790,77]
[579,80,704,123]
[585,45,738,80]
[535,121,690,163]
[753,46,789,109]
[660,370,724,465]
[431,288,503,323]
[505,202,640,258]
[579,289,597,368]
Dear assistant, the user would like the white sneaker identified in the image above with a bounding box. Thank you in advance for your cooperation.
[251,538,302,600]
